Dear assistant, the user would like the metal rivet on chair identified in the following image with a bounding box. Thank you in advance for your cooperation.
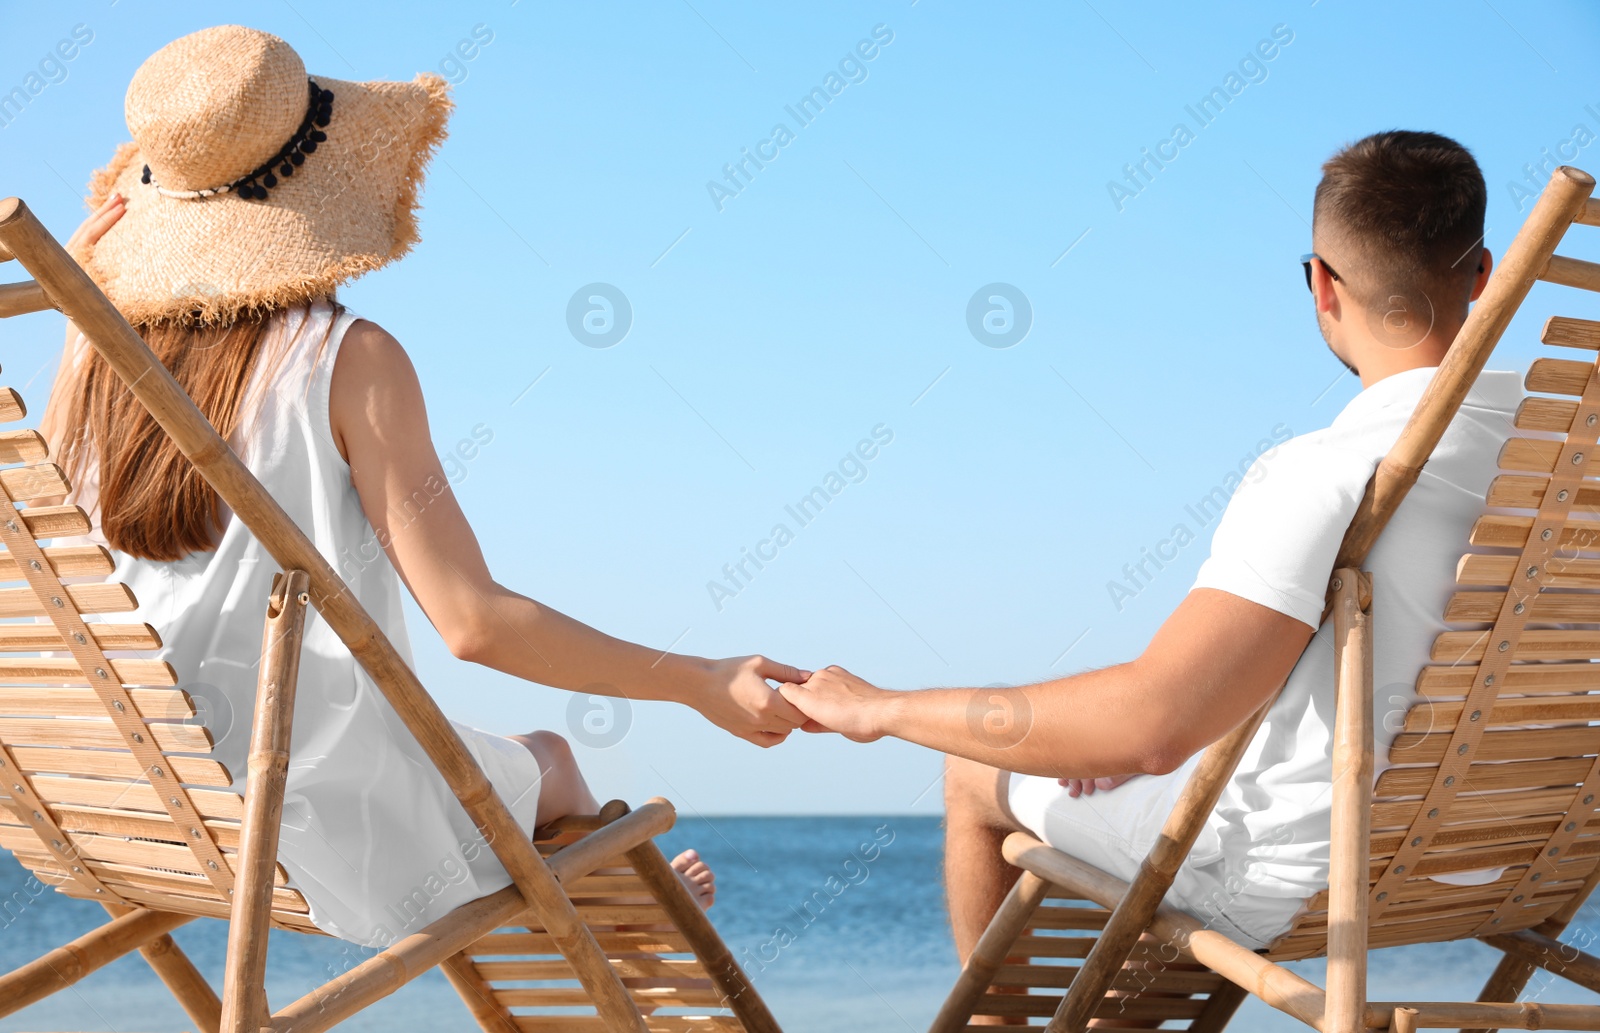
[12,784,22,793]
[169,797,180,806]
[51,839,62,848]
[1444,776,1456,787]
[1491,917,1502,924]
[1470,710,1481,721]
[1330,576,1343,591]
[1586,795,1596,805]
[31,811,40,822]
[1574,452,1586,465]
[72,632,85,645]
[93,887,102,893]
[1558,489,1570,502]
[94,668,107,679]
[1550,846,1561,856]
[207,860,219,870]
[1525,566,1539,579]
[131,732,143,743]
[27,559,39,571]
[50,596,62,607]
[298,591,310,605]
[1498,640,1511,652]
[1412,836,1424,847]
[1542,528,1554,541]
[112,700,123,712]
[1532,872,1543,881]
[1513,894,1525,903]
[189,827,200,838]
[1566,822,1577,832]
[1377,892,1388,901]
[1514,601,1526,615]
[150,766,163,778]
[4,521,15,533]
[1485,674,1496,687]
[1458,743,1470,755]
[1428,808,1440,819]
[1589,413,1599,427]
[71,866,80,873]
[1395,865,1406,874]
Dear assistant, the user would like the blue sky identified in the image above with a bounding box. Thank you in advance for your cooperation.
[1,0,1598,814]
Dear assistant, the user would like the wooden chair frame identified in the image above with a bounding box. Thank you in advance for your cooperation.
[0,197,781,1033]
[932,164,1600,1032]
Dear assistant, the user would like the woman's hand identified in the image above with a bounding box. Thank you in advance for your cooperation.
[66,192,125,253]
[1059,774,1138,797]
[698,655,812,748]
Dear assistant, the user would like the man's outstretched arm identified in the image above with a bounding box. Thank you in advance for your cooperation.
[780,587,1315,780]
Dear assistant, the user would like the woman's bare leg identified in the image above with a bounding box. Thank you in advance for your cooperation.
[512,729,714,909]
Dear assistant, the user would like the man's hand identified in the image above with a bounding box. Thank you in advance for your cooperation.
[778,666,893,743]
[699,655,812,748]
[1060,774,1138,798]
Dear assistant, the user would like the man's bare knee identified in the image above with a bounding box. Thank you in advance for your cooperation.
[944,753,1019,832]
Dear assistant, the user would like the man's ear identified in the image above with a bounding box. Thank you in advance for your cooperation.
[1469,248,1494,302]
[1312,258,1340,318]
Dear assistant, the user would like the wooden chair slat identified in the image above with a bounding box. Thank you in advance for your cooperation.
[4,801,240,849]
[513,1019,743,1033]
[1470,513,1600,550]
[0,686,191,718]
[1417,661,1600,696]
[1432,628,1600,662]
[476,956,708,982]
[1516,394,1582,433]
[7,745,230,786]
[0,715,211,752]
[0,428,47,464]
[1407,695,1600,731]
[1545,315,1600,351]
[1527,355,1597,396]
[0,825,282,883]
[18,504,92,538]
[0,543,113,580]
[496,987,728,1009]
[1455,553,1600,589]
[1375,757,1595,796]
[0,462,67,500]
[0,619,159,650]
[0,581,138,619]
[1497,436,1573,475]
[0,658,178,688]
[1388,725,1600,765]
[18,852,305,911]
[472,929,695,955]
[1444,588,1600,622]
[1487,472,1600,512]
[27,774,244,820]
[0,387,23,424]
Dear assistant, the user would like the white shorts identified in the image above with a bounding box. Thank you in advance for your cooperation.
[1007,767,1306,950]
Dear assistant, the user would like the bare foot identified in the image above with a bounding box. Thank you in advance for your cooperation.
[671,848,716,910]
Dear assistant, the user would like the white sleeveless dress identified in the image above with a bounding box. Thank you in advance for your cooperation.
[68,301,544,948]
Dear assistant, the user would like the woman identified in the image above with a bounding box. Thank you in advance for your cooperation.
[43,25,808,949]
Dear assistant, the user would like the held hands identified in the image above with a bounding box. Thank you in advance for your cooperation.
[701,655,812,748]
[777,665,891,743]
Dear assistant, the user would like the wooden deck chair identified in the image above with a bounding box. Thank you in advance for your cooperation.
[0,196,781,1033]
[929,163,1600,1033]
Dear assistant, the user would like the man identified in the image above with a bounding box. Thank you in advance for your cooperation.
[780,130,1519,963]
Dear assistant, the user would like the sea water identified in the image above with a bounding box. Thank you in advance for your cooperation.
[3,816,1597,1031]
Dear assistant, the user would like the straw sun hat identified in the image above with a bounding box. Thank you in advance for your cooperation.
[75,24,452,326]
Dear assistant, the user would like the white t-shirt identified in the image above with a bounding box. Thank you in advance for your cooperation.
[1188,366,1523,898]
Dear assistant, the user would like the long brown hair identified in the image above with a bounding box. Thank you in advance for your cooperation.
[56,315,273,561]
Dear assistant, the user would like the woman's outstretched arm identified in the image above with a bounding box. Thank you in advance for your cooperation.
[330,318,808,747]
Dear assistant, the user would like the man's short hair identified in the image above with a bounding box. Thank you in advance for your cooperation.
[1312,130,1487,315]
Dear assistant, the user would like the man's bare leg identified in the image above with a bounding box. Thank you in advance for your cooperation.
[944,752,1025,964]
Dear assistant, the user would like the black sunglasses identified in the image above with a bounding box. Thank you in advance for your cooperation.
[1300,253,1340,293]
